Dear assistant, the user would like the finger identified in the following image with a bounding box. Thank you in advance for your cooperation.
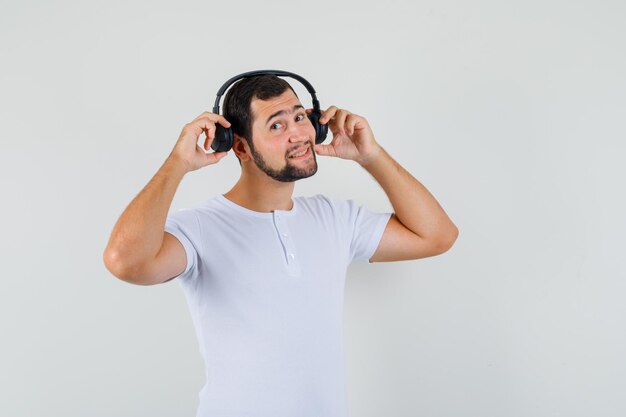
[319,105,338,124]
[214,114,232,128]
[205,150,228,164]
[185,118,214,138]
[182,122,205,142]
[192,112,232,128]
[196,144,228,163]
[333,109,350,135]
[194,116,230,143]
[346,115,359,136]
[182,120,215,152]
[196,118,217,142]
[313,143,337,157]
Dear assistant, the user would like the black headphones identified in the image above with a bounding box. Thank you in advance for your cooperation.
[210,70,328,152]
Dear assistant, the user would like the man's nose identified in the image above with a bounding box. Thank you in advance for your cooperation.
[289,122,313,143]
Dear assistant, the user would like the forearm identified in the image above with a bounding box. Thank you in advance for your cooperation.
[103,157,187,272]
[360,146,458,243]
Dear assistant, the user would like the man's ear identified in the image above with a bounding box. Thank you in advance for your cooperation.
[232,134,251,162]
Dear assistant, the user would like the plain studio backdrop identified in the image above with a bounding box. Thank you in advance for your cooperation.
[1,1,624,416]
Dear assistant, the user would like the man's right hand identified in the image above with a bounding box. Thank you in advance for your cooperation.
[169,112,232,173]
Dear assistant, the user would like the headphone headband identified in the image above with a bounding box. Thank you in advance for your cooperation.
[212,69,321,114]
[209,69,328,152]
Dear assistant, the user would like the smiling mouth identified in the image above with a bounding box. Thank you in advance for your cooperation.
[288,145,311,160]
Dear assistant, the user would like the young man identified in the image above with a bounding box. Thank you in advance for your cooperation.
[103,74,458,416]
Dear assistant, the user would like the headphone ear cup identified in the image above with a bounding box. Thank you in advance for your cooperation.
[211,125,233,152]
[308,111,328,144]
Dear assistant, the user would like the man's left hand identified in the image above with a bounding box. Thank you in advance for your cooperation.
[308,106,382,166]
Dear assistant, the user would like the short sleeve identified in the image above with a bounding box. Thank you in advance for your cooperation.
[164,208,201,280]
[317,195,391,264]
[347,200,392,263]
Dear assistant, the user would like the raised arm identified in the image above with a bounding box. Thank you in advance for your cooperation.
[103,112,231,285]
[312,105,458,262]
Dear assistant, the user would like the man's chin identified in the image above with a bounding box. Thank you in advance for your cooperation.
[278,164,318,182]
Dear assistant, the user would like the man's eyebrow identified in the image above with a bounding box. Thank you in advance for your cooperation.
[265,104,305,126]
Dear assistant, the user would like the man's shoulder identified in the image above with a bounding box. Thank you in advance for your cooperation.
[299,193,360,205]
[295,194,357,216]
[297,193,344,203]
[167,196,224,220]
[296,193,335,208]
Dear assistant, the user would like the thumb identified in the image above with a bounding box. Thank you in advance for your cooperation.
[314,144,334,157]
[215,151,229,161]
[204,150,228,166]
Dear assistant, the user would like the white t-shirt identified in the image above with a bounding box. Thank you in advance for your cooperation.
[164,193,392,417]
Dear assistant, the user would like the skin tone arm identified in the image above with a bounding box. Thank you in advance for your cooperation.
[312,106,458,248]
[103,112,231,283]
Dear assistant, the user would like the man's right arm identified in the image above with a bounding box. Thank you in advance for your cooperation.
[103,158,189,285]
[102,112,231,286]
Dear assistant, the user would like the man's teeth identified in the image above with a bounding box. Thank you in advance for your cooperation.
[290,147,308,158]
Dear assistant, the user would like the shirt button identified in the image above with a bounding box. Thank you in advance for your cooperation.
[282,233,288,238]
[288,253,295,260]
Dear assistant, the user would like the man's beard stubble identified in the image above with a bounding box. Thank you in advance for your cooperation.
[249,140,318,183]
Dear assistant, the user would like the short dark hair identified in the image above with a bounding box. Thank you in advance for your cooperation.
[223,75,298,165]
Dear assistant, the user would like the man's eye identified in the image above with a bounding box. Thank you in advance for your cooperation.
[271,114,305,130]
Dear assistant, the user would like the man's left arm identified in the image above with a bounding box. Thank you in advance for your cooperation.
[312,106,458,261]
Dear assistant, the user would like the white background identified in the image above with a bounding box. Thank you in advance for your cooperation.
[1,0,625,416]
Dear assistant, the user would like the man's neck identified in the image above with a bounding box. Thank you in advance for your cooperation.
[224,173,295,213]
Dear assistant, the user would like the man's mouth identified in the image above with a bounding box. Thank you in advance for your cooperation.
[288,145,311,160]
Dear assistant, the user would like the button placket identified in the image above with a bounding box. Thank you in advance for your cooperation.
[273,212,300,276]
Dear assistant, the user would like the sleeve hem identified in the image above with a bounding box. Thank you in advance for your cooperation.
[163,227,194,277]
[365,213,393,263]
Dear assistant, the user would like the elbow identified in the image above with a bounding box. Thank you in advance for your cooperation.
[103,249,139,284]
[435,226,459,254]
[103,248,129,280]
[103,249,158,286]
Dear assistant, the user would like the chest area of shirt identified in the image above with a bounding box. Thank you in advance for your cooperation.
[206,215,346,280]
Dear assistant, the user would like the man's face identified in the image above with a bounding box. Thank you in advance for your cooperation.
[245,89,318,182]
